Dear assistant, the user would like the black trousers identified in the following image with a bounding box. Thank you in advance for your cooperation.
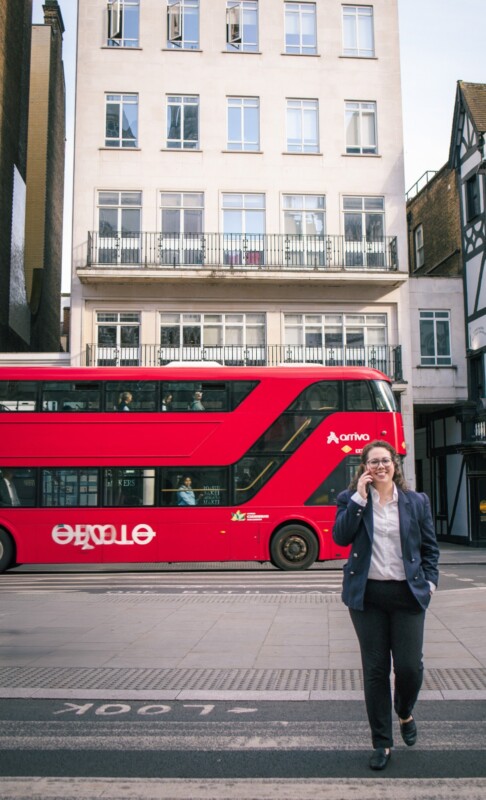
[349,579,426,749]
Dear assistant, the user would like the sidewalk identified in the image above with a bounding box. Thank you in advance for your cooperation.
[1,546,486,701]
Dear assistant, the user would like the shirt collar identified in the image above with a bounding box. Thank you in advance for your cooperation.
[370,483,398,502]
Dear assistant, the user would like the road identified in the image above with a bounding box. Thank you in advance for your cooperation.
[0,698,485,797]
[3,562,486,594]
[1,564,486,798]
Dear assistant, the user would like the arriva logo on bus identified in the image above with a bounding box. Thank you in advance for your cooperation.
[51,523,157,551]
[326,431,371,445]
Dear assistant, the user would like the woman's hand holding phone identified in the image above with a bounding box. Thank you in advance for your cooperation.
[357,468,373,500]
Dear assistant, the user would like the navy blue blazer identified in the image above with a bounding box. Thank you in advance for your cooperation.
[332,488,439,611]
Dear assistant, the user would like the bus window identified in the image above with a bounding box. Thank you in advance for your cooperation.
[160,381,258,412]
[234,456,284,503]
[105,382,157,412]
[42,468,98,507]
[251,414,318,454]
[305,455,361,505]
[160,467,228,506]
[41,382,101,412]
[371,380,397,411]
[288,381,341,412]
[0,467,36,507]
[103,468,155,506]
[0,381,37,411]
[344,381,374,411]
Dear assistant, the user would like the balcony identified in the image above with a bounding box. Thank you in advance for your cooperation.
[83,343,403,382]
[79,232,401,284]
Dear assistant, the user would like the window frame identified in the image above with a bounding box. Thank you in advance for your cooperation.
[466,174,481,221]
[284,2,317,56]
[107,0,140,48]
[345,100,377,155]
[286,98,319,153]
[414,224,424,269]
[342,4,375,58]
[166,95,200,149]
[419,310,452,367]
[105,93,139,148]
[226,1,259,52]
[227,96,260,151]
[167,0,200,50]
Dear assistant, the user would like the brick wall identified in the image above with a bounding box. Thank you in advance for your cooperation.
[406,165,462,276]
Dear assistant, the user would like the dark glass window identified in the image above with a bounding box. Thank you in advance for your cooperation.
[103,468,155,506]
[160,467,228,507]
[41,382,101,412]
[344,380,374,410]
[0,467,36,507]
[0,381,38,411]
[305,456,361,506]
[466,175,480,221]
[234,455,284,503]
[42,469,98,507]
[105,382,157,412]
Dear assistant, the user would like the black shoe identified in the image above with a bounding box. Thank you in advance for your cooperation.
[369,748,391,770]
[400,716,417,746]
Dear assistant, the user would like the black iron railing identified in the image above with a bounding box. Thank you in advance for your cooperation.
[86,232,399,271]
[83,344,403,381]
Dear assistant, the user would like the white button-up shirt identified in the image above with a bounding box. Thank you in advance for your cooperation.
[352,484,406,581]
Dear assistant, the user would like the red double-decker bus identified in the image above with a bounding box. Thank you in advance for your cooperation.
[0,365,405,572]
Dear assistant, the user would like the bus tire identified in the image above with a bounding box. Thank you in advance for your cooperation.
[0,529,15,572]
[270,524,318,570]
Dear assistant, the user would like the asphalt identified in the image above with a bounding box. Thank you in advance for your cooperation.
[1,542,486,701]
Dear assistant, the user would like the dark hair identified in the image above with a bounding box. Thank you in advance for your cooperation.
[348,439,408,491]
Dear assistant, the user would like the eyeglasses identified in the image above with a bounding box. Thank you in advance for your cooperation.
[367,458,393,467]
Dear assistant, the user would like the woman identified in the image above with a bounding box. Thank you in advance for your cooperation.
[177,475,197,506]
[332,440,439,771]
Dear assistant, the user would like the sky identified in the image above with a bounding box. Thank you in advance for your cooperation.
[32,0,486,291]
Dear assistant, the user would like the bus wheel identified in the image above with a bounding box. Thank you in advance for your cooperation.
[0,530,15,572]
[270,525,318,570]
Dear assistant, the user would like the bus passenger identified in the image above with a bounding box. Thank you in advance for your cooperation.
[188,391,204,411]
[177,476,196,506]
[0,468,21,506]
[117,391,133,412]
[161,393,173,411]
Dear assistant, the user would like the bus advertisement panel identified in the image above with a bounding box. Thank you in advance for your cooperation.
[0,366,406,571]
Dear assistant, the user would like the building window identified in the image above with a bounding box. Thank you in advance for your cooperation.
[227,97,259,151]
[345,101,377,154]
[166,95,199,149]
[285,2,317,55]
[222,194,265,265]
[286,99,319,153]
[283,195,326,266]
[222,193,265,234]
[167,0,199,49]
[97,191,142,264]
[96,311,141,366]
[343,196,384,267]
[226,1,258,52]
[283,195,325,235]
[159,192,204,265]
[160,312,266,353]
[419,311,452,366]
[105,94,138,148]
[284,313,388,365]
[342,5,374,57]
[466,174,481,221]
[414,224,424,269]
[107,0,140,48]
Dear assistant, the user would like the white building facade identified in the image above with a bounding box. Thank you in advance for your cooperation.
[71,1,414,478]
